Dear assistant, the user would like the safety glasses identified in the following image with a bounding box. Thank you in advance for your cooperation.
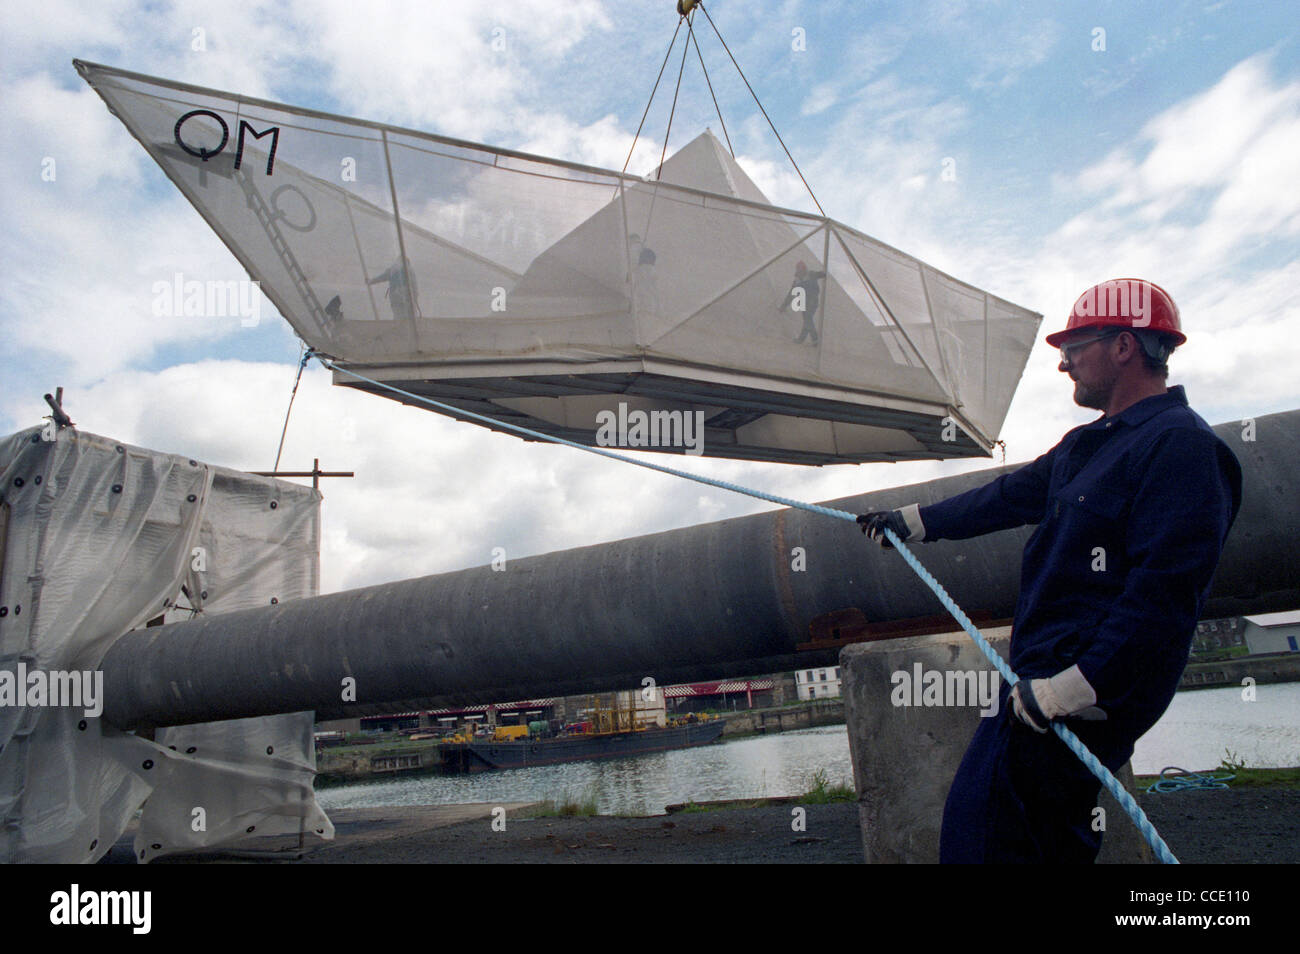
[1059,330,1120,364]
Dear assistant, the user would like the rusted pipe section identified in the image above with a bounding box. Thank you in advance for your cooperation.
[99,410,1297,727]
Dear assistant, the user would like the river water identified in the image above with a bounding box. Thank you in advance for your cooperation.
[314,683,1299,817]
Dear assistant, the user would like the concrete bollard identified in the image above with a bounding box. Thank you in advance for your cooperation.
[840,628,1154,863]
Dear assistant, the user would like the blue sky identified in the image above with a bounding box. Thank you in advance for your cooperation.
[2,0,1297,593]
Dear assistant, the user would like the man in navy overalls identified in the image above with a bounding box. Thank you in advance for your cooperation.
[859,278,1242,862]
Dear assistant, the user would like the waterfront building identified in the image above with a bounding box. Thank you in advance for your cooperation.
[795,666,843,701]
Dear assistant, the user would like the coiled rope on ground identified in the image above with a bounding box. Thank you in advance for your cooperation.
[1145,766,1236,793]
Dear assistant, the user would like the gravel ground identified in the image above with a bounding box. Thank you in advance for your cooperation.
[1139,788,1300,864]
[100,785,1298,864]
[293,788,1299,864]
[301,801,865,864]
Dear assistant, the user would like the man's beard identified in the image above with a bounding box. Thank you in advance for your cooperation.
[1073,379,1110,410]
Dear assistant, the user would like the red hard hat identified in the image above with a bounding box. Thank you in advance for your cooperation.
[1045,278,1186,347]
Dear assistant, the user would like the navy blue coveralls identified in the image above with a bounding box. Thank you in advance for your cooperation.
[919,386,1241,862]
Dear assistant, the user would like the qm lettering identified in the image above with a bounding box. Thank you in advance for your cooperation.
[173,109,280,175]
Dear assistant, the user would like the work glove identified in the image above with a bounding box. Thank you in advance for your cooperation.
[856,504,925,549]
[1009,680,1053,733]
[1009,665,1106,733]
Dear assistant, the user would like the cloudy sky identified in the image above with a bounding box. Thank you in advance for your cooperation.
[2,0,1297,595]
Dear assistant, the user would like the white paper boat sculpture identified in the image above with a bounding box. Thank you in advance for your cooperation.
[78,60,1041,465]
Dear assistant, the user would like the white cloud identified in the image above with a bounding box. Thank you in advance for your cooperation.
[965,18,1060,91]
[1079,55,1298,210]
[1039,54,1300,360]
[799,73,971,250]
[893,52,1300,437]
[511,111,640,171]
[800,82,838,116]
[287,0,613,143]
[1,166,278,384]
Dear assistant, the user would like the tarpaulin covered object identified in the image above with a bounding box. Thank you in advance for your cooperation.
[0,426,333,862]
[76,60,1041,465]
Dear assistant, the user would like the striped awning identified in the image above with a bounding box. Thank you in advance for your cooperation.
[663,678,776,697]
[361,698,558,721]
[418,699,556,715]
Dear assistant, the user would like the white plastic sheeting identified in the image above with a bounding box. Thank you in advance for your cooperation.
[0,426,333,863]
[76,60,1040,464]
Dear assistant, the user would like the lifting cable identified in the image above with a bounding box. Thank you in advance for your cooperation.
[625,3,820,217]
[271,343,313,473]
[313,352,1179,864]
[688,11,735,158]
[697,1,824,216]
[621,16,685,176]
[639,9,695,245]
[656,12,694,181]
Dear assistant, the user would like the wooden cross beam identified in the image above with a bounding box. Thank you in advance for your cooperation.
[250,458,354,490]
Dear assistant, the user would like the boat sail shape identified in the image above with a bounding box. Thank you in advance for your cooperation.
[77,60,1040,465]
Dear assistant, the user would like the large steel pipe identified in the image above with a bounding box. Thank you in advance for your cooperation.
[100,410,1299,728]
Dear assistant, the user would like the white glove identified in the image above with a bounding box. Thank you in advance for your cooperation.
[1010,665,1106,732]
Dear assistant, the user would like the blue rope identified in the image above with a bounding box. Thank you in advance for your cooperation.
[1144,766,1235,794]
[880,527,1179,864]
[315,356,1180,863]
